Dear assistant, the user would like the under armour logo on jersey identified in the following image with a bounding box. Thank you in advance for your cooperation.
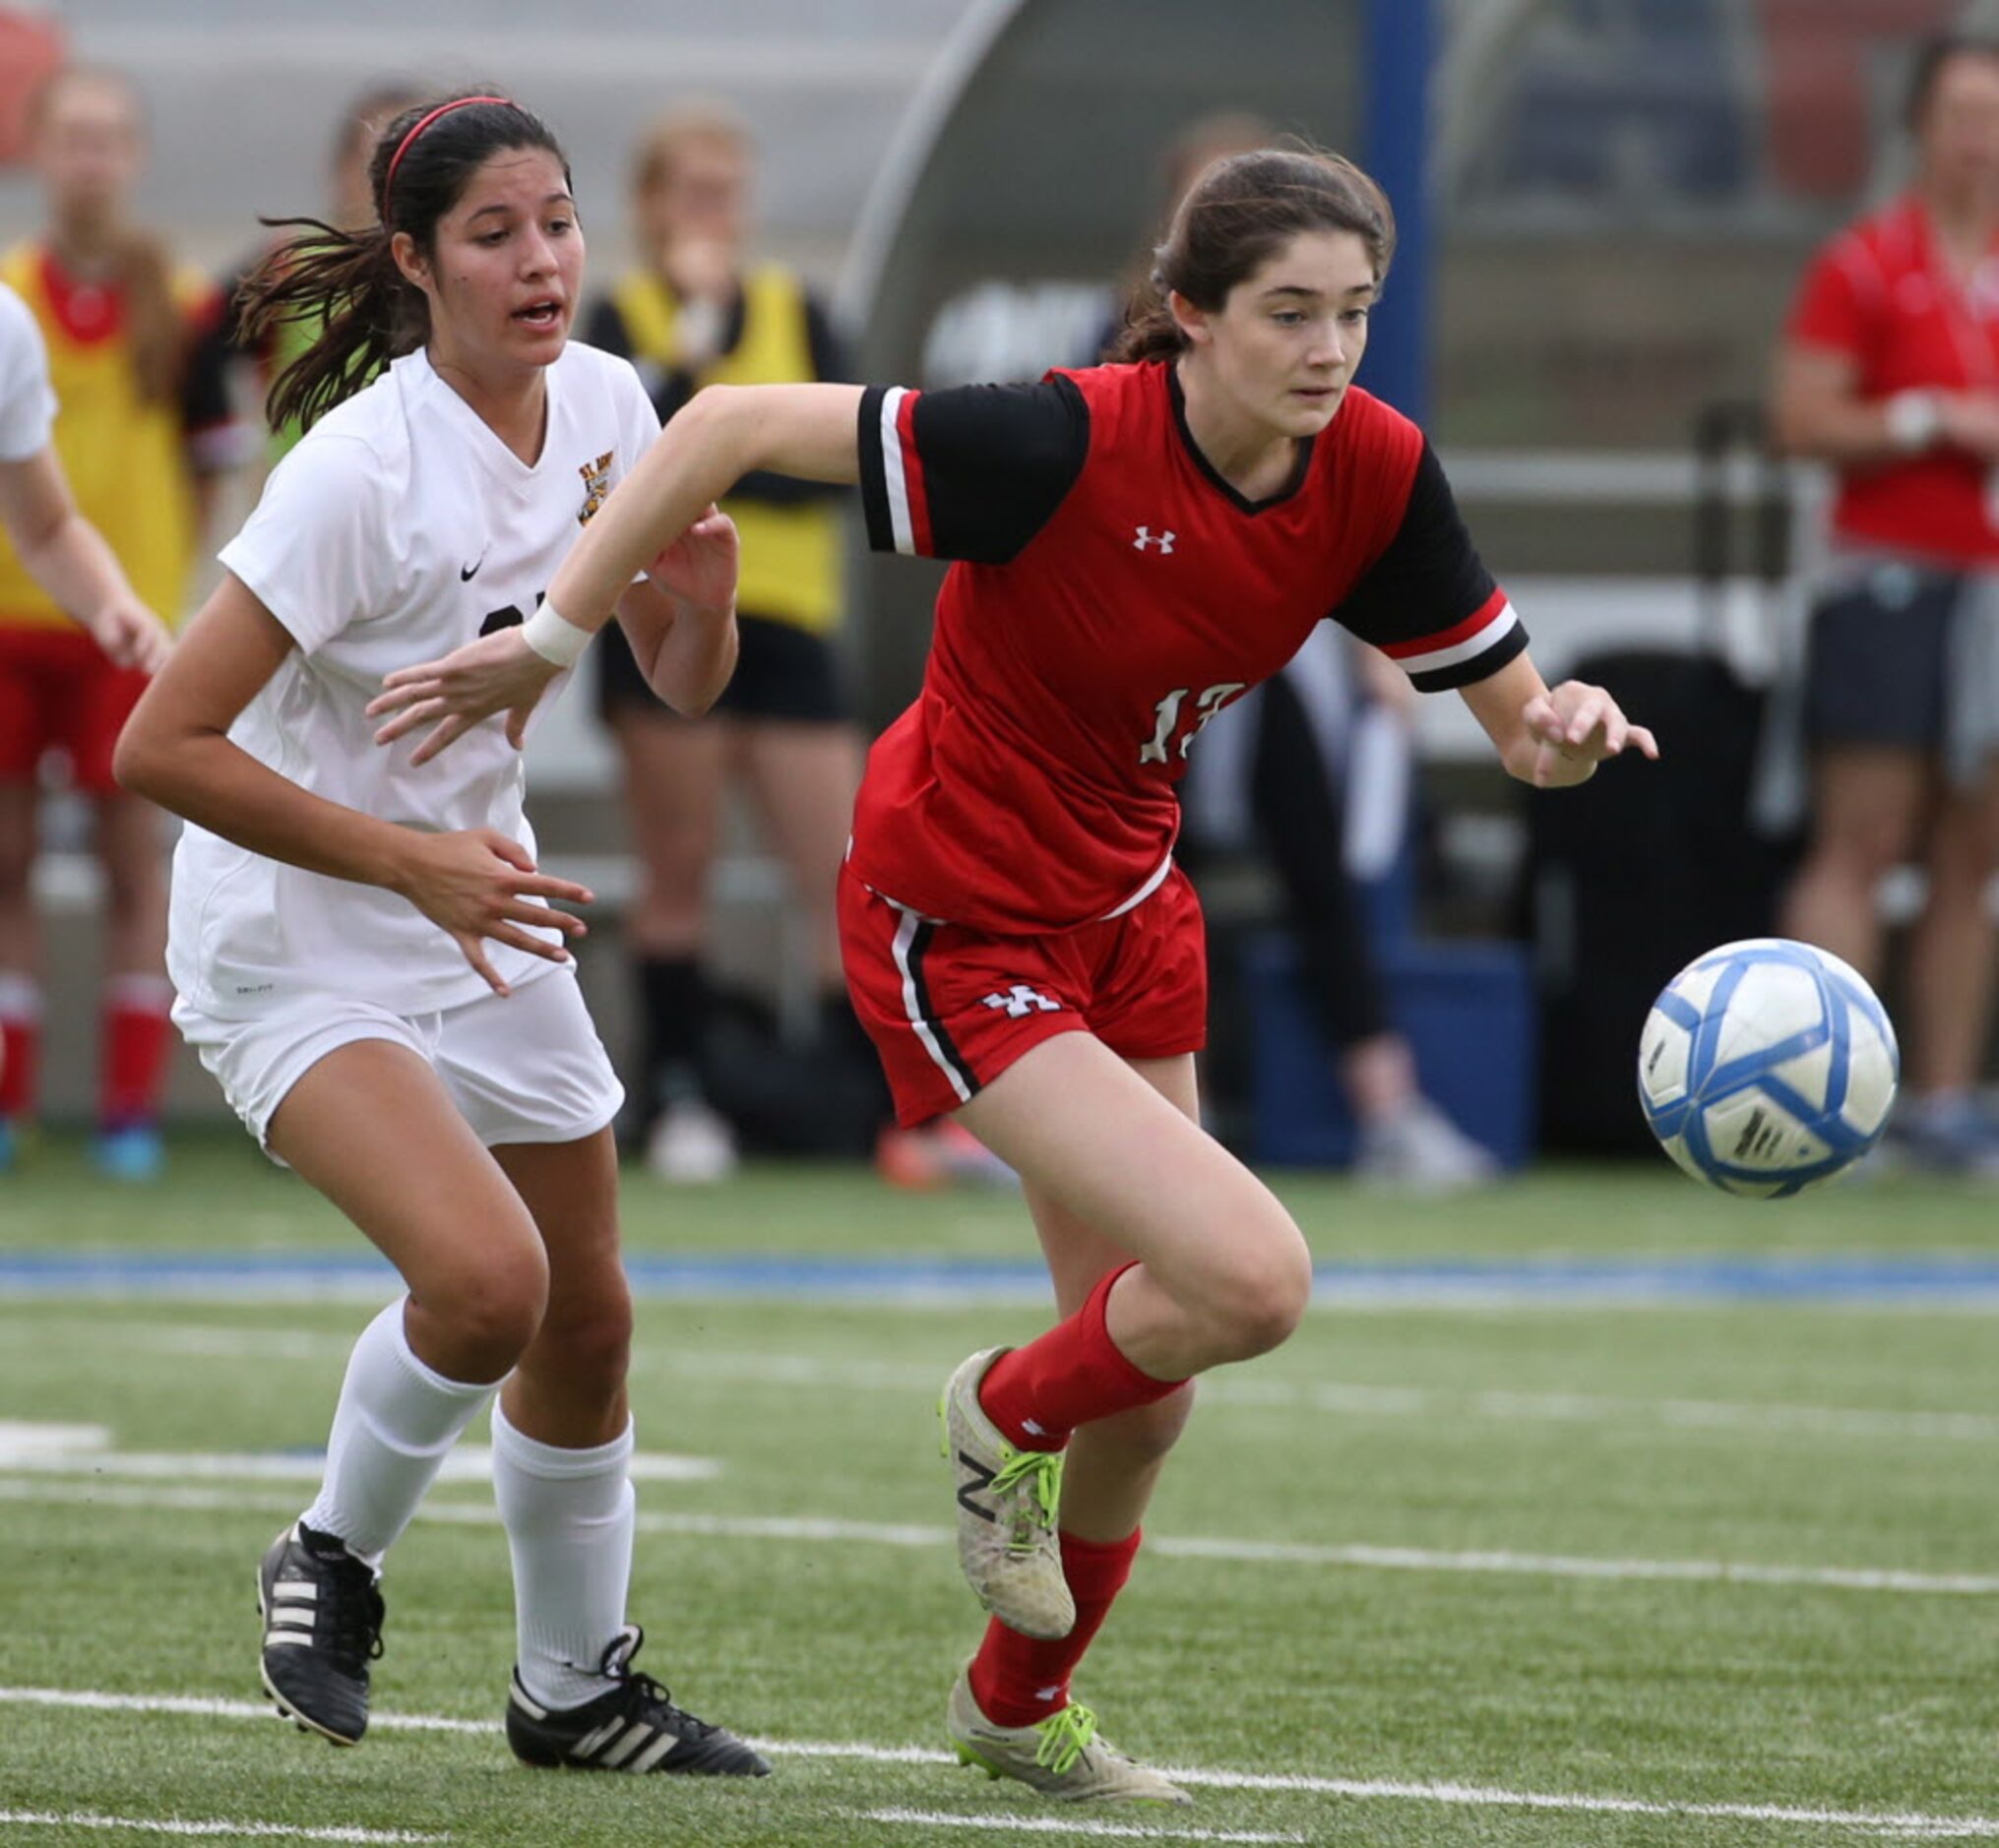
[1133,525,1176,554]
[982,985,1061,1018]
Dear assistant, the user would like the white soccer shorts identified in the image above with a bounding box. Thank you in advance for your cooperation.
[172,965,624,1151]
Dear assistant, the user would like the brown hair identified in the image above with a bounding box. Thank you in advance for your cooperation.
[1111,146,1396,366]
[1905,32,1999,132]
[31,66,183,406]
[234,91,570,435]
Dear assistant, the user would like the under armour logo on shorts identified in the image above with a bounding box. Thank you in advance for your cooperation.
[982,985,1062,1018]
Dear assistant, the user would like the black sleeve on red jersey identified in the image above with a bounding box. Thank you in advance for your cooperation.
[857,375,1089,563]
[1330,441,1527,692]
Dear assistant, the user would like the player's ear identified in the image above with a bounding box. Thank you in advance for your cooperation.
[389,229,430,290]
[1167,289,1211,348]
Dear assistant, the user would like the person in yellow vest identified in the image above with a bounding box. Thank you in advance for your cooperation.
[0,65,237,1178]
[583,103,872,1181]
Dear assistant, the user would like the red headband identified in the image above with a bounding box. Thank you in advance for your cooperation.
[383,95,514,217]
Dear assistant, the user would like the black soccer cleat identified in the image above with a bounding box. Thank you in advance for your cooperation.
[505,1625,770,1777]
[256,1519,385,1747]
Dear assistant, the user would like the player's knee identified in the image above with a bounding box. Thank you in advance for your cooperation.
[542,1282,634,1396]
[433,1250,549,1376]
[1205,1237,1313,1362]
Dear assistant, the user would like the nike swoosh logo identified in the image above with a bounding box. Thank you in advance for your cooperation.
[461,557,484,582]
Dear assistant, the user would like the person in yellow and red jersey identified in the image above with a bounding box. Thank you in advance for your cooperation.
[0,64,238,1178]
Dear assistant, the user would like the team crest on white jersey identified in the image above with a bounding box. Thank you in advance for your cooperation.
[1133,525,1175,554]
[577,451,613,525]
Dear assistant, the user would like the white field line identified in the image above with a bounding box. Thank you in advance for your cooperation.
[1,1689,1992,1840]
[26,1323,1999,1448]
[0,1440,717,1485]
[3,1475,1996,1596]
[0,1810,445,1843]
[862,1812,1302,1843]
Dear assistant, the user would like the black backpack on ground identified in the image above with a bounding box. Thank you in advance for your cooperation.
[1523,405,1800,1153]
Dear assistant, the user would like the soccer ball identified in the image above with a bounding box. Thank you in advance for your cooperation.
[1637,938,1899,1198]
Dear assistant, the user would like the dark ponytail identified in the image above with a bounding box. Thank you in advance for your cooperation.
[1112,147,1396,366]
[235,92,570,435]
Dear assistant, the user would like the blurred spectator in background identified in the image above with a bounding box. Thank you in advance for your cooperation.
[582,106,1009,1190]
[1143,114,1494,1185]
[224,81,427,467]
[0,65,235,1178]
[1773,32,1999,1174]
[582,103,873,1182]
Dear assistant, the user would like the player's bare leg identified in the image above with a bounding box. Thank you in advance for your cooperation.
[940,1042,1301,1803]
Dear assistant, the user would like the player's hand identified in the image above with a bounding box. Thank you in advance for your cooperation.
[645,505,739,617]
[1521,679,1659,788]
[391,827,593,997]
[367,627,561,766]
[88,596,172,675]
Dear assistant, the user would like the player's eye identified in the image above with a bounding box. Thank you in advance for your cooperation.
[1271,310,1305,327]
[478,228,509,246]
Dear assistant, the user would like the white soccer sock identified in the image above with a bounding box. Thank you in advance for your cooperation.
[491,1397,636,1712]
[302,1298,496,1570]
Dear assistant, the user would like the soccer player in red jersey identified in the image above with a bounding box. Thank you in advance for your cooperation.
[371,147,1657,1804]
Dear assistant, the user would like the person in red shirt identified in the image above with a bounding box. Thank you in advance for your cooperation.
[1775,31,1999,1172]
[370,147,1656,1805]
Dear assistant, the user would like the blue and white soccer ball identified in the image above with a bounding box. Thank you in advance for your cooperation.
[1637,937,1900,1198]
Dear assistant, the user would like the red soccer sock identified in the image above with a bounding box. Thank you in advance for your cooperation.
[979,1263,1185,1451]
[99,973,174,1130]
[968,1527,1143,1727]
[0,974,41,1120]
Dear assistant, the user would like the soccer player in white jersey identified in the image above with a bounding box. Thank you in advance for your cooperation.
[114,93,765,1778]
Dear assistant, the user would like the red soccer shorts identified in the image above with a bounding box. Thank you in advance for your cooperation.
[0,624,152,794]
[839,860,1209,1128]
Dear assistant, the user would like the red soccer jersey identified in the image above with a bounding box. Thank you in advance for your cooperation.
[1787,195,1999,566]
[850,360,1525,933]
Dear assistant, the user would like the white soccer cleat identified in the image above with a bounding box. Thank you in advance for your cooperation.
[947,1667,1192,1805]
[939,1348,1074,1639]
[644,1098,738,1184]
[1353,1096,1498,1191]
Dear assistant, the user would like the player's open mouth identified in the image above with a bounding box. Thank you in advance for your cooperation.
[513,300,563,327]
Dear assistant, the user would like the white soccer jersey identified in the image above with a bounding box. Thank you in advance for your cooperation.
[0,280,56,462]
[169,341,660,1018]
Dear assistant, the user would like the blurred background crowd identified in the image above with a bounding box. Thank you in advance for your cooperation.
[7,0,1999,1190]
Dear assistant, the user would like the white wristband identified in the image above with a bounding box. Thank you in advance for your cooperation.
[520,600,593,669]
[1886,390,1942,454]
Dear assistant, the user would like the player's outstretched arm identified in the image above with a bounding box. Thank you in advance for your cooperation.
[0,447,172,673]
[114,575,593,996]
[1458,650,1659,788]
[368,382,865,764]
[611,503,740,717]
